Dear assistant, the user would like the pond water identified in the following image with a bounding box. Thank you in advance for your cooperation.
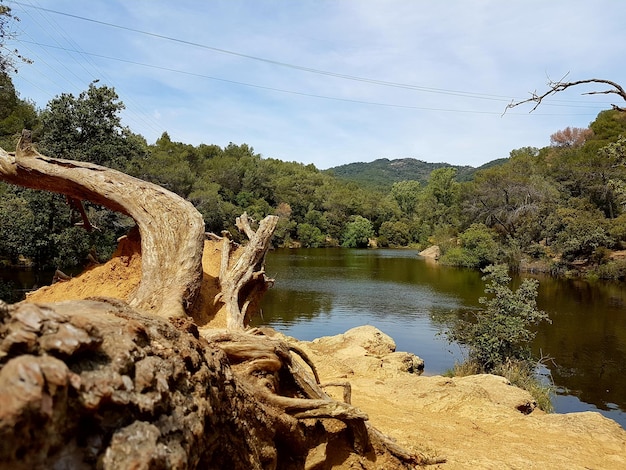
[251,248,626,429]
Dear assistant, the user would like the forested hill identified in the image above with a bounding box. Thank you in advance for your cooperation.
[326,158,495,191]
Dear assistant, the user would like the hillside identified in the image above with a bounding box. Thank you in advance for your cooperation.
[326,157,504,191]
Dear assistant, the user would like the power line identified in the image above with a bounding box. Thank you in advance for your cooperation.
[15,39,603,117]
[7,0,612,106]
[14,0,165,135]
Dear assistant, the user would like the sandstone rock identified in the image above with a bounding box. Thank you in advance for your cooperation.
[419,245,440,259]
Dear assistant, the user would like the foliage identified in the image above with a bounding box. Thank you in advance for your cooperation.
[0,1,31,74]
[391,180,421,216]
[0,72,39,150]
[297,223,325,248]
[341,216,374,248]
[445,265,550,372]
[550,126,593,148]
[4,71,626,279]
[378,220,411,247]
[440,223,499,269]
[328,157,475,191]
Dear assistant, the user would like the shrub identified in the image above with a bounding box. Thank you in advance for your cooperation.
[444,264,553,410]
[341,216,374,248]
[440,223,498,268]
[445,264,550,371]
[296,223,326,248]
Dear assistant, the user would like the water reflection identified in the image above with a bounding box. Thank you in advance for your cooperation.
[255,248,626,428]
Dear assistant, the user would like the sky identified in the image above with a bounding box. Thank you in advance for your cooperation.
[4,0,626,169]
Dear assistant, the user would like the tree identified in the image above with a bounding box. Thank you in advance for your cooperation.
[0,72,39,149]
[341,215,374,248]
[39,82,145,170]
[550,126,593,148]
[505,76,626,114]
[296,222,325,247]
[440,223,499,269]
[417,167,461,233]
[391,180,421,216]
[0,1,31,74]
[464,150,556,241]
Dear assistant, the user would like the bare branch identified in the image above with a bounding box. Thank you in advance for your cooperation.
[504,76,626,115]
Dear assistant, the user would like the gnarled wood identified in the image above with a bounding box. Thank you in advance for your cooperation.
[215,213,279,329]
[0,138,204,318]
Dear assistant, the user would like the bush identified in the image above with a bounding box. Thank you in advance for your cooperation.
[378,220,410,246]
[444,264,553,410]
[445,265,550,371]
[296,223,325,248]
[440,223,498,268]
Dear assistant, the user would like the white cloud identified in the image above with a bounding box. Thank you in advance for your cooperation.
[7,0,626,168]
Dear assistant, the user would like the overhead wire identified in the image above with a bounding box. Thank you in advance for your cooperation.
[15,39,604,117]
[14,0,165,135]
[6,0,614,108]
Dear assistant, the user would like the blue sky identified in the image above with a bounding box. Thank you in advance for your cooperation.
[5,0,626,169]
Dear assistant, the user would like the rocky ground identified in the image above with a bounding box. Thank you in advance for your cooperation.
[16,241,626,468]
[289,325,626,469]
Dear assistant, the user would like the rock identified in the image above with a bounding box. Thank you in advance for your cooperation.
[305,326,424,381]
[0,301,266,469]
[419,245,440,259]
[297,327,626,470]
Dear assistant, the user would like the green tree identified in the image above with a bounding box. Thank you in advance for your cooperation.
[134,132,195,197]
[417,167,461,234]
[378,220,410,246]
[297,223,325,248]
[39,82,146,170]
[446,264,549,372]
[341,215,373,248]
[0,72,39,149]
[391,180,421,216]
[440,223,499,268]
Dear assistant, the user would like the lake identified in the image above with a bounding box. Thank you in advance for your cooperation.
[252,248,626,429]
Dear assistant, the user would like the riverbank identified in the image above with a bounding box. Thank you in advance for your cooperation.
[286,325,626,469]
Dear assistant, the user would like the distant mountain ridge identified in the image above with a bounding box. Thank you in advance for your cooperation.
[326,157,504,191]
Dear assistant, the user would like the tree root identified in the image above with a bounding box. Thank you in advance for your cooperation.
[205,328,434,467]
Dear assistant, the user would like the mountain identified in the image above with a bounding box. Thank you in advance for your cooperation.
[325,157,501,191]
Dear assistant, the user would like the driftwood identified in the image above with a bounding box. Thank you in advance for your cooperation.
[0,134,431,468]
[213,213,279,330]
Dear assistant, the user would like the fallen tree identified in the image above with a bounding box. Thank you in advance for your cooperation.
[0,133,431,468]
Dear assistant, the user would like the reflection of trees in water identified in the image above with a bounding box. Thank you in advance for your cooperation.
[258,289,334,323]
[533,277,626,413]
[536,332,626,412]
[0,279,22,303]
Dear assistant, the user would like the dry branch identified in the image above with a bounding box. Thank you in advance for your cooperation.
[504,76,626,114]
[217,213,278,329]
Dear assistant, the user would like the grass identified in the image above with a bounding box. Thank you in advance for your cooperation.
[446,359,554,413]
